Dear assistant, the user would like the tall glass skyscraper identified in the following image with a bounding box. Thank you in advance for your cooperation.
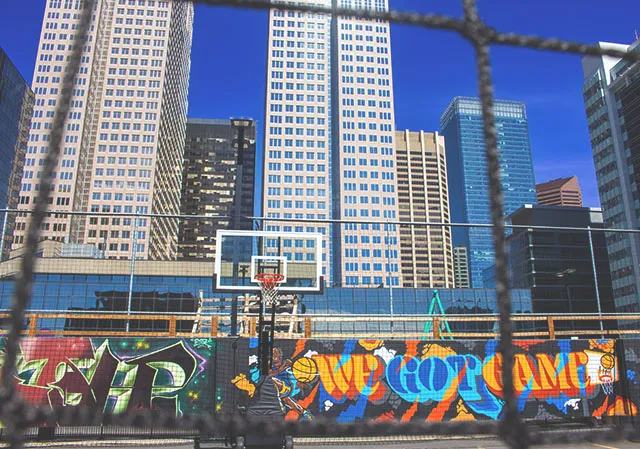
[0,47,34,260]
[263,0,400,287]
[440,97,537,288]
[582,40,640,314]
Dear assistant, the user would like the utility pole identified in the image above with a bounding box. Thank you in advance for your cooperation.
[385,221,394,334]
[126,215,139,333]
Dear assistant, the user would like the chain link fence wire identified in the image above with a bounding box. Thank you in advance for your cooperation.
[2,0,640,448]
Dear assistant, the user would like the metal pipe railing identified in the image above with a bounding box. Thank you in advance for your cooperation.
[3,311,634,340]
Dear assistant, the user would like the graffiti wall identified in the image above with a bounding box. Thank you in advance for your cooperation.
[231,339,638,422]
[2,337,639,424]
[0,338,221,418]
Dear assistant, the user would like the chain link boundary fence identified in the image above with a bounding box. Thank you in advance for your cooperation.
[2,0,640,448]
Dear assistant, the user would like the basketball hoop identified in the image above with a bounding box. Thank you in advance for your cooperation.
[255,273,284,306]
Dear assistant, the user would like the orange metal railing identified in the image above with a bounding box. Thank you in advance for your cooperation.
[1,312,637,340]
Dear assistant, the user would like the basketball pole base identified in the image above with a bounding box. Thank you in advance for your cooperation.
[256,274,283,377]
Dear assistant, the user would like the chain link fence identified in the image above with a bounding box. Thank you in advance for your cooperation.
[2,0,640,448]
[0,208,632,333]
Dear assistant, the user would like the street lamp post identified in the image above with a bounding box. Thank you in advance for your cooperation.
[230,118,252,231]
[385,221,394,335]
[587,226,605,337]
[556,268,576,330]
[229,119,252,338]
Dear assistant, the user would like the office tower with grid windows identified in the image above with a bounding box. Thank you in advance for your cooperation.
[395,130,453,288]
[582,39,640,314]
[0,48,35,260]
[178,118,256,260]
[15,0,194,260]
[440,97,537,288]
[263,0,400,287]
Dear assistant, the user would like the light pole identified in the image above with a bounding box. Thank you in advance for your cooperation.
[229,119,252,338]
[230,118,252,231]
[587,226,604,337]
[556,268,576,330]
[385,221,394,335]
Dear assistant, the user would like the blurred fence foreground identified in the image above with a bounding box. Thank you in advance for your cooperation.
[3,1,640,449]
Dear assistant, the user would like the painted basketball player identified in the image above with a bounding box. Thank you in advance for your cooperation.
[269,348,313,421]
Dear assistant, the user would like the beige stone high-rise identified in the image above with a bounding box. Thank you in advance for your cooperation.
[395,130,454,288]
[15,0,194,260]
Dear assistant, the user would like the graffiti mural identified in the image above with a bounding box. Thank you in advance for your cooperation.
[0,338,215,417]
[232,339,637,422]
[2,337,639,425]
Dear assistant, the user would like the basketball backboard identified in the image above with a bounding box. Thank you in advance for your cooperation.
[214,230,323,293]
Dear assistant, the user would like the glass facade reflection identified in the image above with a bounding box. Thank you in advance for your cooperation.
[583,41,640,314]
[506,205,616,331]
[441,97,537,288]
[302,287,532,334]
[0,47,34,260]
[0,261,532,336]
[0,273,211,333]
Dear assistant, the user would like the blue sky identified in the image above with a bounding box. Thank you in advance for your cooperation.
[0,0,637,207]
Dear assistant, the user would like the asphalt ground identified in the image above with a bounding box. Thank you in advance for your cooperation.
[4,434,640,449]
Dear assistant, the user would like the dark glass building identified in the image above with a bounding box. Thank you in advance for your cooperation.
[506,205,616,329]
[0,47,34,260]
[178,118,256,260]
[441,97,537,288]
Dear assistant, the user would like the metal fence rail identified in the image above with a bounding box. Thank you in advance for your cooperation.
[4,311,640,340]
[0,208,630,322]
[2,1,640,449]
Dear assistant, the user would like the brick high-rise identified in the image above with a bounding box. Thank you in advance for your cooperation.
[536,176,583,207]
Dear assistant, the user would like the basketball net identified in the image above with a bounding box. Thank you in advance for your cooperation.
[601,368,614,395]
[598,360,615,396]
[255,273,284,306]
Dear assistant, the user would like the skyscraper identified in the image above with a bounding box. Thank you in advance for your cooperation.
[395,130,453,288]
[536,176,583,207]
[0,47,34,260]
[178,118,256,260]
[440,97,537,288]
[582,39,640,313]
[263,0,400,287]
[15,0,194,260]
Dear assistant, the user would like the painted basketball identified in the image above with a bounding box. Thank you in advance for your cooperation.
[292,357,318,383]
[600,353,615,370]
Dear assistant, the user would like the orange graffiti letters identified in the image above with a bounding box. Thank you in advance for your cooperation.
[313,354,386,402]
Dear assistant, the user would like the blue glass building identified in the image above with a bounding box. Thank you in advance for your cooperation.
[440,97,537,288]
[0,258,531,335]
[0,48,34,260]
